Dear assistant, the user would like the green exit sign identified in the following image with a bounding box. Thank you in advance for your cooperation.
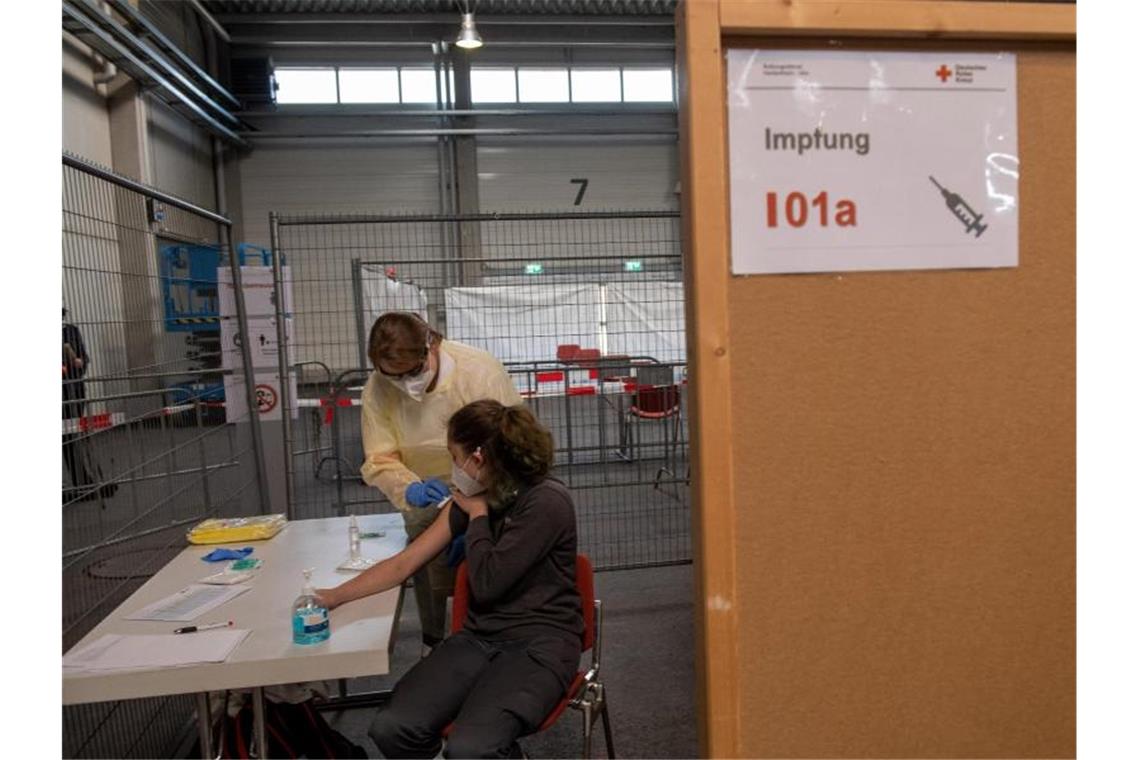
[623,260,643,272]
[525,263,544,275]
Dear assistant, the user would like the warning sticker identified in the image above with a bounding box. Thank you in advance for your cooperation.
[255,384,278,415]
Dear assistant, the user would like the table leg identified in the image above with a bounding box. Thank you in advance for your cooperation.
[252,686,268,758]
[196,692,213,760]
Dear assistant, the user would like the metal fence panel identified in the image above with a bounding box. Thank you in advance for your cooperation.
[62,154,267,758]
[273,211,690,570]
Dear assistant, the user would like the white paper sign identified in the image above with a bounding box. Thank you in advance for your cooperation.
[218,265,297,422]
[219,314,293,371]
[217,266,293,322]
[727,50,1019,275]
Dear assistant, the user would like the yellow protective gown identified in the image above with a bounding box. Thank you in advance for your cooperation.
[360,339,522,511]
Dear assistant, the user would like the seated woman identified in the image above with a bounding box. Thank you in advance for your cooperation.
[317,399,582,759]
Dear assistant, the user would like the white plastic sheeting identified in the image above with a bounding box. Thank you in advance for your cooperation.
[444,284,601,364]
[605,281,686,363]
[360,265,428,333]
[444,281,684,365]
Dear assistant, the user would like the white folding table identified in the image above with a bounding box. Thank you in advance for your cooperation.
[63,514,407,758]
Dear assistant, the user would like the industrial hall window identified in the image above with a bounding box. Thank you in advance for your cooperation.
[274,65,674,106]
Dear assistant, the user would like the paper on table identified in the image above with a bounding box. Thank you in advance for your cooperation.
[63,634,123,671]
[124,583,250,622]
[63,629,251,673]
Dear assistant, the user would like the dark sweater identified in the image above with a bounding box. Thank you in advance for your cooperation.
[448,478,582,643]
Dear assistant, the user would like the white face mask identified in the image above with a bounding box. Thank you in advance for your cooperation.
[395,362,435,402]
[388,341,435,401]
[451,450,486,496]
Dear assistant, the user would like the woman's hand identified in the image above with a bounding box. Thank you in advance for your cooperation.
[451,490,488,519]
[314,587,340,611]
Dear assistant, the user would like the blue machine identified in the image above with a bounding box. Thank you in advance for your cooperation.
[159,243,274,407]
[160,243,273,330]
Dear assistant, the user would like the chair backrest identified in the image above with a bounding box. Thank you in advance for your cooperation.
[574,348,602,368]
[599,354,632,381]
[556,344,581,362]
[451,554,596,654]
[635,363,675,387]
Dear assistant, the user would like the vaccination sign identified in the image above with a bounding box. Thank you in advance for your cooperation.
[726,50,1018,275]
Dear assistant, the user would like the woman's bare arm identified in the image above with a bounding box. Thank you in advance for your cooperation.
[316,503,454,610]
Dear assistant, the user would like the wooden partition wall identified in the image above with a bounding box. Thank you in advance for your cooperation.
[677,2,1076,757]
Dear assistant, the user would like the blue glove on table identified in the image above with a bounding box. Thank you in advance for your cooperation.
[446,534,466,568]
[201,547,253,562]
[405,478,450,508]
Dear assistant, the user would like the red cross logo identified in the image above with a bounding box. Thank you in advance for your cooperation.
[936,65,953,83]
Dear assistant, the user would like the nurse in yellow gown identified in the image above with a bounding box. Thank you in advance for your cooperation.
[360,312,521,652]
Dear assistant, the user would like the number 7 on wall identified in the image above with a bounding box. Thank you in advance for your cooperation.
[570,178,589,206]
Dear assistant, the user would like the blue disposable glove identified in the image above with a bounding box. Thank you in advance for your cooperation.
[405,478,450,508]
[446,534,466,568]
[201,547,253,562]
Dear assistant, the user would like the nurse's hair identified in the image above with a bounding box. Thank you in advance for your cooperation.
[368,312,443,370]
[448,400,554,498]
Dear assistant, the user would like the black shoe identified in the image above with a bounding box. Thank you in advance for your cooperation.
[63,487,99,504]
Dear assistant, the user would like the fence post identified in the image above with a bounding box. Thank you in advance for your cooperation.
[351,258,369,369]
[270,212,297,519]
[224,223,272,515]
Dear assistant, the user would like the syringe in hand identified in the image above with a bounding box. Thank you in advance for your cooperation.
[929,176,988,238]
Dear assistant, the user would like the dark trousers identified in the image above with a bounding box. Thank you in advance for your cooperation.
[370,630,579,759]
[63,432,94,487]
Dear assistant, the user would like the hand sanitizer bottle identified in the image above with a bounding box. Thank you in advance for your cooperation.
[292,568,330,645]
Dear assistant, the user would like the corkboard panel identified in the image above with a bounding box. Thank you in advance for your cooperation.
[724,48,1074,757]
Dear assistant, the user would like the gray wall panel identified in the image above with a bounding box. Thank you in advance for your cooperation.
[63,36,113,165]
[478,140,678,212]
[236,143,442,246]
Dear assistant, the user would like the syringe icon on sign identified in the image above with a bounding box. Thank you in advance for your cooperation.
[929,176,988,238]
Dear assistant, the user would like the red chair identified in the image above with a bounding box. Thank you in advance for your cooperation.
[619,365,683,492]
[445,555,615,758]
[556,344,581,363]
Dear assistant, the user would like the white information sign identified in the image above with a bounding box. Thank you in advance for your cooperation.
[218,265,296,423]
[219,313,293,371]
[217,265,293,323]
[727,50,1019,275]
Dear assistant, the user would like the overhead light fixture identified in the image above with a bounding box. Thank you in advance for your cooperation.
[455,11,483,50]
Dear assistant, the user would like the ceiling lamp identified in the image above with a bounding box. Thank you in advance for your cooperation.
[455,11,483,50]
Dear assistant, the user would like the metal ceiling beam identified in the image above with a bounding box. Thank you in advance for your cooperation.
[62,1,246,146]
[106,0,240,109]
[236,106,676,117]
[219,15,674,48]
[232,38,674,48]
[68,0,239,127]
[245,127,677,138]
[201,0,677,17]
[214,13,674,26]
[189,0,232,42]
